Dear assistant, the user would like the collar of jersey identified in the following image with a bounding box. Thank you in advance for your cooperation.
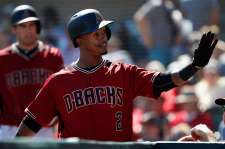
[11,40,45,61]
[72,59,106,74]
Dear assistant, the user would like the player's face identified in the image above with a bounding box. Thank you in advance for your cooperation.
[13,21,38,47]
[78,27,108,55]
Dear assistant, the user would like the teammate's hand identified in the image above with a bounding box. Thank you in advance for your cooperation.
[178,135,195,142]
[192,31,218,69]
[190,124,216,142]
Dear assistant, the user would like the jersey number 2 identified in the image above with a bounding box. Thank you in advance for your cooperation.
[115,111,123,131]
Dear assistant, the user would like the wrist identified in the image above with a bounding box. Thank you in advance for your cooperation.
[192,62,203,70]
[178,63,199,81]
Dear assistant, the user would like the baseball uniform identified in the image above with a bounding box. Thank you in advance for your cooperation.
[25,59,159,141]
[0,41,63,126]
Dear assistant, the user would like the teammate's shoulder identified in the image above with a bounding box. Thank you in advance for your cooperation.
[0,45,14,56]
[40,41,62,56]
[43,68,67,84]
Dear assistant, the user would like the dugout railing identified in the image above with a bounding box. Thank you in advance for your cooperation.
[0,138,224,149]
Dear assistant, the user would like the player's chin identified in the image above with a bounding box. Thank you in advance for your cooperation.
[97,46,107,55]
[101,50,108,55]
[23,39,36,46]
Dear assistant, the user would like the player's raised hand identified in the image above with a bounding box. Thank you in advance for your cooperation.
[192,31,218,69]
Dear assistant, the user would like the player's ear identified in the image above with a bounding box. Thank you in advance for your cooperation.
[75,37,81,47]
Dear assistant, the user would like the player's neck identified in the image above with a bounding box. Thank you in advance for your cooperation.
[18,42,38,51]
[76,56,103,69]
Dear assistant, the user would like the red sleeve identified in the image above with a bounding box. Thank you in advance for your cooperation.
[25,75,57,126]
[43,45,64,72]
[126,64,160,99]
[50,47,64,71]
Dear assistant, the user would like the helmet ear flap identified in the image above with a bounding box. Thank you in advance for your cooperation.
[73,36,80,48]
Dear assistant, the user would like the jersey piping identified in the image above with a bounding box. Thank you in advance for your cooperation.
[71,59,106,74]
[11,40,45,61]
[25,108,37,120]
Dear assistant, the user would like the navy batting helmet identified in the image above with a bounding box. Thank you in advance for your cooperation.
[67,9,114,47]
[11,5,41,34]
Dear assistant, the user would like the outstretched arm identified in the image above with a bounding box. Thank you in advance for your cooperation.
[153,31,218,97]
[16,115,42,137]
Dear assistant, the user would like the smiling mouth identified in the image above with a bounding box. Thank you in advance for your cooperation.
[98,41,107,48]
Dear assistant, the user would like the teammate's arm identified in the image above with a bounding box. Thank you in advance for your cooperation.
[153,31,218,97]
[16,115,42,137]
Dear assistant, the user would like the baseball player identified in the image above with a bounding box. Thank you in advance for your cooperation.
[0,5,64,139]
[16,9,217,141]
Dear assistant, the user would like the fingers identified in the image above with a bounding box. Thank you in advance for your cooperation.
[208,39,218,57]
[208,32,215,45]
[178,135,195,142]
[202,31,218,52]
[211,39,218,49]
[208,32,218,55]
[205,31,217,46]
[203,32,212,46]
[199,33,207,45]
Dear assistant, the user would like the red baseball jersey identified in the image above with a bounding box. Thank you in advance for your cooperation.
[0,41,64,126]
[26,60,159,141]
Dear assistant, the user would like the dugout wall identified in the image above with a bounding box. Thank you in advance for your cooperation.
[0,138,224,149]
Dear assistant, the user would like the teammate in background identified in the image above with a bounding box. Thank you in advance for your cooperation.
[0,5,64,140]
[16,9,217,141]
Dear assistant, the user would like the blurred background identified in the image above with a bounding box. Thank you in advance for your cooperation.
[1,0,225,141]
